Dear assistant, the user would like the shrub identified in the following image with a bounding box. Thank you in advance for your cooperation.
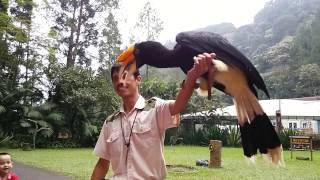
[279,128,300,149]
[226,126,241,147]
[207,126,228,146]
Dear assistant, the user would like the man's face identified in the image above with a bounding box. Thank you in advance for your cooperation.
[111,70,141,98]
[0,155,13,175]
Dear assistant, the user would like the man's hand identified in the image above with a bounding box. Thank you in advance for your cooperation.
[187,53,216,80]
[170,52,216,115]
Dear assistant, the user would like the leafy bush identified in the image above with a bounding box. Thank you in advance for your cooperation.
[0,132,13,147]
[279,128,300,149]
[164,127,179,145]
[207,126,228,146]
[0,137,21,149]
[226,126,241,147]
[46,140,81,149]
[193,130,208,146]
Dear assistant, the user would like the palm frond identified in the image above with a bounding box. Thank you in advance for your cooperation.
[17,87,34,94]
[227,126,241,147]
[47,112,64,122]
[0,105,6,114]
[46,111,65,126]
[20,120,32,128]
[40,102,57,111]
[0,132,13,145]
[78,107,88,119]
[27,128,36,134]
[39,128,53,137]
[27,110,43,119]
[37,120,50,128]
[83,123,98,137]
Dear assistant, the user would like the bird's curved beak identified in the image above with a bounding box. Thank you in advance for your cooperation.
[116,45,137,79]
[116,45,135,66]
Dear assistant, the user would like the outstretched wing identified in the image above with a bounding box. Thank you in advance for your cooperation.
[175,31,270,98]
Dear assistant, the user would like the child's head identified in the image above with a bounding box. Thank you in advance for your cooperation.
[0,152,13,176]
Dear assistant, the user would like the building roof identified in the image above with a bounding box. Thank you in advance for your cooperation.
[183,99,320,118]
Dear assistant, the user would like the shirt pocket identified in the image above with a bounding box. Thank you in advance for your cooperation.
[133,122,152,134]
[132,118,160,156]
[106,131,122,156]
[132,118,159,148]
[132,118,152,134]
[107,131,120,143]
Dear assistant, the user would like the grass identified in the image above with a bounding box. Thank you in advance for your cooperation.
[2,146,320,180]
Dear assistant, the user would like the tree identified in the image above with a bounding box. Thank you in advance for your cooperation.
[19,103,64,149]
[10,0,45,108]
[0,0,48,140]
[41,0,121,146]
[98,11,122,71]
[132,1,163,79]
[50,0,119,67]
[295,63,320,96]
[139,77,178,100]
[254,36,293,73]
[47,66,119,145]
[264,68,298,98]
[184,91,225,116]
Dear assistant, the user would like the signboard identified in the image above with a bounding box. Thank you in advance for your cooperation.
[290,136,313,161]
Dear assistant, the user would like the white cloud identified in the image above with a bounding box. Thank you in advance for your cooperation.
[118,0,270,43]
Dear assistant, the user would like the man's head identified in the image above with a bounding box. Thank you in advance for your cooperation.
[111,63,142,98]
[0,152,13,176]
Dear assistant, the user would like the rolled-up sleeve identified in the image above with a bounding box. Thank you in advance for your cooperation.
[93,121,110,161]
[155,98,180,131]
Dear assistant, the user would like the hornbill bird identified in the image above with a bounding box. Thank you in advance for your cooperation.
[116,31,283,165]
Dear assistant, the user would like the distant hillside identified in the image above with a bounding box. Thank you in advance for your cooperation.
[152,0,320,99]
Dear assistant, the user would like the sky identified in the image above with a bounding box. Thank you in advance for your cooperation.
[118,0,271,43]
[31,0,271,70]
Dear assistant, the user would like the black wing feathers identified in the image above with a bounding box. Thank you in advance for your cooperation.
[176,31,270,98]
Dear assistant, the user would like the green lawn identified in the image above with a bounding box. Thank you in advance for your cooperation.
[2,146,320,180]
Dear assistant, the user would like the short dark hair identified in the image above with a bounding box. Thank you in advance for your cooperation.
[0,152,10,156]
[110,63,140,78]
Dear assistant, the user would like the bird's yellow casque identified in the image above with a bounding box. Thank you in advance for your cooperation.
[115,45,138,78]
[116,45,135,66]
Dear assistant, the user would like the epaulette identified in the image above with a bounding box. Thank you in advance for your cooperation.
[105,111,120,124]
[144,97,157,111]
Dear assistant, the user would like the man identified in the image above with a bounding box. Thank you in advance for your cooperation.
[91,52,216,180]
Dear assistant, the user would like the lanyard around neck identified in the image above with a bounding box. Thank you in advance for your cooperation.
[120,109,140,163]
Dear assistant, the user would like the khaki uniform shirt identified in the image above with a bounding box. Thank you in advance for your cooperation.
[94,96,180,179]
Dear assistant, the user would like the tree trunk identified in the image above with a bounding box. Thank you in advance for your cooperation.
[66,5,77,67]
[33,123,38,149]
[72,0,84,63]
[33,132,36,149]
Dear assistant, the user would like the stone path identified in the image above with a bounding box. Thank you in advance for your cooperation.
[13,162,72,180]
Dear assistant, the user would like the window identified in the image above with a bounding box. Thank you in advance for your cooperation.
[303,123,307,128]
[293,123,297,129]
[289,123,292,129]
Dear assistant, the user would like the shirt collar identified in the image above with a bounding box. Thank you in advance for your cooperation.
[119,95,145,113]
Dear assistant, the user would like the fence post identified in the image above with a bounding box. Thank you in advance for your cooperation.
[209,140,222,168]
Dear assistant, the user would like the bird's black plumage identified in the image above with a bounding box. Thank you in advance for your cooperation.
[134,31,270,98]
[175,31,270,98]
